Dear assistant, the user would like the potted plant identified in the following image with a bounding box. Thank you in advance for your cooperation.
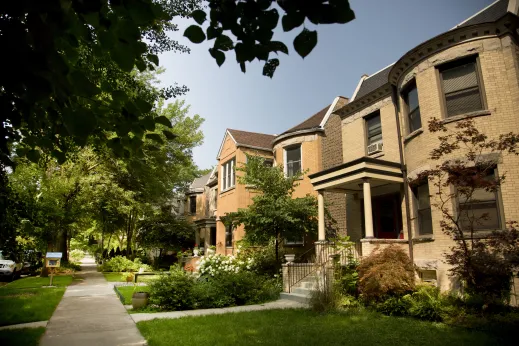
[193,244,200,257]
[132,286,149,309]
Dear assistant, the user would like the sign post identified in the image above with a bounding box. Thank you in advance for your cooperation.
[45,252,62,287]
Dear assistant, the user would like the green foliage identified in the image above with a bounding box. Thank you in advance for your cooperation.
[309,284,342,313]
[227,155,317,260]
[236,239,282,277]
[357,246,415,302]
[186,1,355,76]
[405,285,447,322]
[149,269,196,310]
[374,296,411,317]
[0,327,45,346]
[69,249,84,263]
[101,256,151,273]
[335,263,359,297]
[115,285,151,305]
[197,254,255,277]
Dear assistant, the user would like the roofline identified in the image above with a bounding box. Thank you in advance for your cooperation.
[350,75,368,102]
[216,130,236,160]
[236,144,273,153]
[364,62,395,81]
[272,128,325,146]
[451,0,500,29]
[319,97,342,128]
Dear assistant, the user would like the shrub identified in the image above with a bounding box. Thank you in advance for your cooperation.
[309,282,341,313]
[236,239,281,277]
[357,245,415,302]
[197,254,254,277]
[190,280,235,309]
[69,249,84,263]
[406,285,447,322]
[375,296,411,316]
[335,262,359,296]
[149,269,195,310]
[101,256,152,272]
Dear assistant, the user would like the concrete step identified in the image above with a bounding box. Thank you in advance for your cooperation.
[297,281,318,289]
[279,292,310,304]
[291,287,314,296]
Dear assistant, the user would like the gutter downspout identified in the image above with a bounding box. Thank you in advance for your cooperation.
[391,85,414,264]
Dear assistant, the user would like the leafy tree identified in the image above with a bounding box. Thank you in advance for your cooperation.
[137,206,195,265]
[420,118,519,303]
[1,0,354,167]
[184,0,355,76]
[226,155,318,261]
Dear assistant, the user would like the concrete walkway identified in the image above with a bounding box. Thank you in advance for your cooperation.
[40,256,146,346]
[0,321,47,331]
[131,299,306,323]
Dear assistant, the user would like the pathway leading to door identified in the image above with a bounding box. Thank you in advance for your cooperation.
[40,256,146,346]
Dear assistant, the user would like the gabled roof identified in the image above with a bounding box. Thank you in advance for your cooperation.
[188,172,212,193]
[454,0,508,29]
[227,129,276,150]
[281,105,330,135]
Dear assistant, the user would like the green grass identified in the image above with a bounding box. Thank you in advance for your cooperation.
[103,272,126,282]
[0,327,45,346]
[4,275,73,289]
[0,287,66,326]
[115,285,150,305]
[137,309,512,346]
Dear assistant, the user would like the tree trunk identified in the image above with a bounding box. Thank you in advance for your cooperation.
[126,210,133,258]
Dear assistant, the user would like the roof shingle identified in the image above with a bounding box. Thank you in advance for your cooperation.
[281,105,330,135]
[227,129,276,150]
[354,64,393,100]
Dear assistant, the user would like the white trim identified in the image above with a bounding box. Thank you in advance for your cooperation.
[318,97,342,128]
[350,75,368,102]
[216,130,237,160]
[366,62,396,80]
[451,0,500,29]
[273,128,325,145]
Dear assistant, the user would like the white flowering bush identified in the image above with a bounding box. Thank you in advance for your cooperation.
[197,254,254,277]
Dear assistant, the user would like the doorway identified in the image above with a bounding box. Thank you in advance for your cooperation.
[372,193,402,239]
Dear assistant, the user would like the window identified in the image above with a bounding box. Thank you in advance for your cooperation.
[412,182,433,235]
[403,81,421,133]
[419,270,437,283]
[366,112,382,145]
[189,196,197,214]
[263,159,274,167]
[221,158,235,191]
[458,169,502,231]
[285,235,304,246]
[210,227,217,246]
[225,225,233,247]
[439,57,484,117]
[285,145,301,177]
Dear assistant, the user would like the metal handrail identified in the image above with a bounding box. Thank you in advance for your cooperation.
[287,242,359,293]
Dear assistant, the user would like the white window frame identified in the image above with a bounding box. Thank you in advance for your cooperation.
[221,158,235,192]
[283,144,302,177]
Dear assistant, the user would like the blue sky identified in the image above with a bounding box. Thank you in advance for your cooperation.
[158,0,494,170]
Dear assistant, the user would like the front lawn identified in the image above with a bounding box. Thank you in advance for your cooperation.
[115,285,150,305]
[4,275,72,289]
[0,276,72,326]
[0,327,45,346]
[103,272,126,282]
[0,287,66,326]
[137,309,512,346]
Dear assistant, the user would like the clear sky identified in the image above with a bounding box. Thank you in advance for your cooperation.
[158,0,495,170]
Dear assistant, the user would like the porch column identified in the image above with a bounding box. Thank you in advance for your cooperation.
[318,190,325,241]
[362,178,374,238]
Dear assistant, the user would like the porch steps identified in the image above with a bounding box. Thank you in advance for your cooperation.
[280,275,319,304]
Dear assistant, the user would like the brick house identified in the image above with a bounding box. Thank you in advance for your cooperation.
[307,0,519,294]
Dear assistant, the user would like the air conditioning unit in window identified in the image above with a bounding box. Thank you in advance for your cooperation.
[367,141,383,155]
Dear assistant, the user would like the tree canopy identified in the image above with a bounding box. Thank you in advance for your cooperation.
[226,155,318,260]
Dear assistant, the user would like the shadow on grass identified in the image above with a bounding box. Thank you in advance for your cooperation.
[0,327,45,346]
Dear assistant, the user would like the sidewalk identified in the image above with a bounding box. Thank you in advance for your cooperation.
[131,299,306,323]
[40,256,146,346]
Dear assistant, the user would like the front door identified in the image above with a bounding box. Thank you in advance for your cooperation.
[210,227,217,246]
[372,193,402,239]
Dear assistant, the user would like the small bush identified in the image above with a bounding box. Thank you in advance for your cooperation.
[236,240,281,277]
[375,296,411,316]
[190,280,235,309]
[101,256,152,272]
[69,249,84,263]
[335,262,359,296]
[309,284,341,313]
[149,269,195,310]
[357,245,415,302]
[406,285,446,322]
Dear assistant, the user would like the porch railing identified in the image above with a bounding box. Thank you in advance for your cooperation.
[286,241,360,293]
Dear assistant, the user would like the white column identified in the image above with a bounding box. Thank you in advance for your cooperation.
[363,178,375,238]
[318,190,325,241]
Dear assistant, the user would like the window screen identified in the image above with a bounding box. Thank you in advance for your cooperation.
[285,146,301,177]
[458,170,501,231]
[366,113,382,145]
[441,59,483,117]
[404,83,421,133]
[413,182,433,235]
